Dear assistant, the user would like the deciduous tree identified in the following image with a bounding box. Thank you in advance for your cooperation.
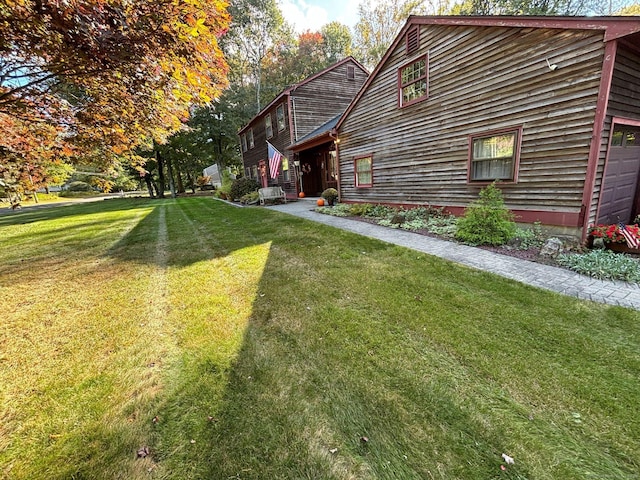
[353,0,426,70]
[0,0,230,175]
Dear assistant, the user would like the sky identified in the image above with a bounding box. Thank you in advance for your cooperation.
[277,0,362,33]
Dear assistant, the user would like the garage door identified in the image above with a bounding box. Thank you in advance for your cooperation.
[598,126,640,225]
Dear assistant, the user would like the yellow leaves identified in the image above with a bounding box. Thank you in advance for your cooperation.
[189,18,209,37]
[171,88,192,103]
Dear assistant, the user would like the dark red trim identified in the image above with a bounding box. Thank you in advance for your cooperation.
[410,16,640,41]
[581,40,617,241]
[398,54,429,108]
[342,200,580,227]
[611,116,640,128]
[289,133,332,152]
[466,126,523,183]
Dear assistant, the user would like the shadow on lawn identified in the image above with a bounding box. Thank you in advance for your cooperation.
[103,197,535,479]
[5,196,628,478]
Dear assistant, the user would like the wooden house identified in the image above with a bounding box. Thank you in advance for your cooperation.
[238,57,368,198]
[334,16,640,238]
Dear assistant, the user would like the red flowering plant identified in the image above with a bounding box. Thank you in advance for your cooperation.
[588,223,640,244]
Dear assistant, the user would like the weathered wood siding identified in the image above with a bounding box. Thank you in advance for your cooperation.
[241,100,299,193]
[292,60,368,141]
[590,44,640,225]
[339,25,605,223]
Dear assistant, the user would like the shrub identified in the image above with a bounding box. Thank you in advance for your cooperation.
[215,171,233,199]
[66,181,93,192]
[511,222,545,250]
[315,204,350,216]
[348,203,374,217]
[240,191,259,205]
[230,177,260,200]
[557,250,640,282]
[455,182,516,246]
[321,188,339,205]
[364,204,396,219]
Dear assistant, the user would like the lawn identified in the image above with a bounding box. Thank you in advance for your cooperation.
[1,197,639,479]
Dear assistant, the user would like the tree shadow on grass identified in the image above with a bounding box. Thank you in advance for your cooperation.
[4,196,636,479]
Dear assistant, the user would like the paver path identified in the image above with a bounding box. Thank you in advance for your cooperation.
[267,198,640,311]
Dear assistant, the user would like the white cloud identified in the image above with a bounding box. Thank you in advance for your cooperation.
[279,0,329,33]
[278,0,361,33]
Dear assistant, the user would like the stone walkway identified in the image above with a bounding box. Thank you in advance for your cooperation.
[267,198,640,311]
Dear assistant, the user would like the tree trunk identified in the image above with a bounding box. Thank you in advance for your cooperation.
[175,161,185,194]
[144,172,156,198]
[187,171,196,194]
[166,154,176,198]
[155,148,166,198]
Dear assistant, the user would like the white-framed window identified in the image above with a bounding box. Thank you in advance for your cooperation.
[469,128,521,182]
[354,155,373,187]
[252,165,258,179]
[399,55,428,107]
[276,104,286,131]
[241,134,247,153]
[248,128,255,149]
[265,114,273,139]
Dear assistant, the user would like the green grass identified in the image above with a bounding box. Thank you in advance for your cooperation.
[1,197,639,479]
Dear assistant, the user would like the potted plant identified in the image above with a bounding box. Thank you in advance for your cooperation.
[588,223,640,253]
[321,188,338,206]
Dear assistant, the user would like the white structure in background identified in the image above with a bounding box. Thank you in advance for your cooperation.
[203,164,223,188]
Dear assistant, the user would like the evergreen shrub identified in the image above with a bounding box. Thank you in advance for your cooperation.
[455,182,516,246]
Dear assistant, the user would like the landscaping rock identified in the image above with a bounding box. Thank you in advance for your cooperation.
[540,237,564,257]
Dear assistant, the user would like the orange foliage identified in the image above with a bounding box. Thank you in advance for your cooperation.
[0,0,231,170]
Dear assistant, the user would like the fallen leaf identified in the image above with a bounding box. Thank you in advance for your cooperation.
[152,416,159,424]
[329,448,338,454]
[501,453,515,465]
[190,439,196,444]
[360,436,369,443]
[137,446,150,458]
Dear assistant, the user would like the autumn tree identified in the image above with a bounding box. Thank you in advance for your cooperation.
[353,0,427,70]
[322,22,354,63]
[221,0,288,112]
[448,0,599,15]
[0,0,230,190]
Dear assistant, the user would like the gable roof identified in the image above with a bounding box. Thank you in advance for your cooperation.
[238,56,368,135]
[335,15,640,131]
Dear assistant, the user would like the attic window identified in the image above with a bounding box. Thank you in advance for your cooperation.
[406,26,419,55]
[347,65,355,80]
[398,55,428,107]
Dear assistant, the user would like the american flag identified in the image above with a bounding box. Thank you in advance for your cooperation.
[267,142,283,179]
[619,222,640,249]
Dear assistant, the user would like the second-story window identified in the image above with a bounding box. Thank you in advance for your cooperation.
[241,134,247,152]
[276,104,286,131]
[398,55,428,107]
[265,114,273,138]
[248,128,255,149]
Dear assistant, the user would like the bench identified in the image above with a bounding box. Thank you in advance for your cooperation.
[258,186,287,206]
